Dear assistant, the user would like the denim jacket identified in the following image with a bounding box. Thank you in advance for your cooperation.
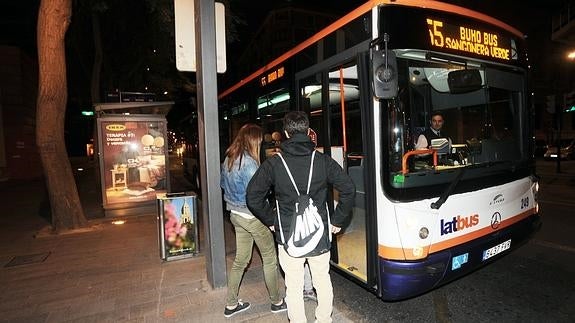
[220,152,259,209]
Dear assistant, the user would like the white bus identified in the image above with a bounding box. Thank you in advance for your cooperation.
[218,0,541,300]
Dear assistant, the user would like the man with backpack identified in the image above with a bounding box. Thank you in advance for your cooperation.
[247,111,355,323]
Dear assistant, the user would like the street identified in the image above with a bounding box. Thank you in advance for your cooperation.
[330,159,575,323]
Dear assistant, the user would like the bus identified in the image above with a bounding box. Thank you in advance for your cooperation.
[218,0,541,301]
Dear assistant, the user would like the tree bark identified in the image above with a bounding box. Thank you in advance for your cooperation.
[37,0,87,232]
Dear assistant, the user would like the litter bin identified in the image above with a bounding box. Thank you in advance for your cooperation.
[157,192,199,261]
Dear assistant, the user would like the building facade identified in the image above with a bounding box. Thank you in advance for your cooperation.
[0,46,43,180]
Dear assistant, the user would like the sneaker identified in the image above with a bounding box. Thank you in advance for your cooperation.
[224,300,251,318]
[270,298,288,313]
[303,289,317,302]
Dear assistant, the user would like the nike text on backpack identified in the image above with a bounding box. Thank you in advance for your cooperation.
[276,151,331,258]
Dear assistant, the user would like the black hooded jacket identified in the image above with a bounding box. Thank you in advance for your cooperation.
[246,133,355,252]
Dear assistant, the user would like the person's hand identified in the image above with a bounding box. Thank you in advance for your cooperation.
[269,226,275,232]
[331,225,341,234]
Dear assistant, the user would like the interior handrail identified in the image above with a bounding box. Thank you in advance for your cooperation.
[401,149,438,174]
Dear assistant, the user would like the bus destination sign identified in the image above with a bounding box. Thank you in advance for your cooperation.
[260,66,285,87]
[426,18,513,61]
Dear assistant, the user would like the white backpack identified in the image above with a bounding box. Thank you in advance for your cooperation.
[276,151,331,258]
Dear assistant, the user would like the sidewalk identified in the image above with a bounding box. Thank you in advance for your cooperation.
[0,158,354,323]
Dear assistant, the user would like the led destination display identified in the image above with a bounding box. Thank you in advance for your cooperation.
[426,18,514,61]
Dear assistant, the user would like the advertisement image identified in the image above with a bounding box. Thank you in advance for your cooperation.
[159,195,198,259]
[99,117,168,206]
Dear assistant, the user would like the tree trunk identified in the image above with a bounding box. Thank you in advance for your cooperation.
[37,0,87,232]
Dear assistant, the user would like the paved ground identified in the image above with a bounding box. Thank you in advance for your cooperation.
[0,157,355,323]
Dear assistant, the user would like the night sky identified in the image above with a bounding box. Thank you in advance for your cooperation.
[0,0,39,56]
[229,0,569,54]
[1,0,570,76]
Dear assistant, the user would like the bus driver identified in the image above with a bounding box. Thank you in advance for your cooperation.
[415,111,449,150]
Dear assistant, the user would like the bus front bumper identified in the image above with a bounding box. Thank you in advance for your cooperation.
[378,213,541,301]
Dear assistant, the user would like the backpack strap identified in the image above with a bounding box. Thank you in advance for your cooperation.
[326,203,332,242]
[276,151,317,245]
[305,151,315,195]
[277,150,316,196]
[276,199,286,243]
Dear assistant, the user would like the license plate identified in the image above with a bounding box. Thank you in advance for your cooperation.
[482,239,511,261]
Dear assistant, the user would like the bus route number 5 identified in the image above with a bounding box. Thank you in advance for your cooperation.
[427,19,444,48]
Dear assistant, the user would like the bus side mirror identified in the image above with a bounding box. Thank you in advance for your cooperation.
[372,48,398,99]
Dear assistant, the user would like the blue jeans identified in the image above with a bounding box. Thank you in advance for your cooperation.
[226,213,281,306]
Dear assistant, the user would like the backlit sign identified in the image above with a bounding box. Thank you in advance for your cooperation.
[106,124,127,131]
[426,18,514,61]
[260,66,285,87]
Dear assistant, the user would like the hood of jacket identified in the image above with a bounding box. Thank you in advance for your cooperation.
[280,133,315,156]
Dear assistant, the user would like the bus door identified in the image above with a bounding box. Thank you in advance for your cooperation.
[296,56,370,283]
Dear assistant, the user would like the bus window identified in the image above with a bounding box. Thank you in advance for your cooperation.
[390,57,525,191]
[258,88,290,137]
[300,73,325,147]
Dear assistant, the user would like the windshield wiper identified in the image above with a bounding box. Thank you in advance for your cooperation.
[430,167,466,210]
[429,159,517,209]
[470,160,513,168]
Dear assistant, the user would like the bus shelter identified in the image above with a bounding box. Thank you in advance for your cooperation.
[94,101,173,217]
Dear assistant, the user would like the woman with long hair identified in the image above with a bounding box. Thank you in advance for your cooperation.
[220,124,286,318]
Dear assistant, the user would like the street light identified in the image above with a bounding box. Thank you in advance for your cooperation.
[568,50,575,60]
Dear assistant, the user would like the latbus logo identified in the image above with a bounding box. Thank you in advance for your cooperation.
[440,214,479,236]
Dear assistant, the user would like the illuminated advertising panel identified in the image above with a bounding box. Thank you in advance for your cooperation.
[97,116,169,207]
[260,66,285,87]
[157,193,199,261]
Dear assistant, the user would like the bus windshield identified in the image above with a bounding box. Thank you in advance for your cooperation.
[388,53,527,189]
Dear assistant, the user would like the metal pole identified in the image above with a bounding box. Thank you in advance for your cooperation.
[556,96,562,173]
[194,0,227,288]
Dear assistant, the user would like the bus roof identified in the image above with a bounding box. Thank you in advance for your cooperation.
[218,0,524,100]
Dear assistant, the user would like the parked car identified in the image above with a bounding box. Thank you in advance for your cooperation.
[543,139,575,160]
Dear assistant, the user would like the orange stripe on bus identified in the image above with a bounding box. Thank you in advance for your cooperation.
[378,207,536,260]
[218,0,523,100]
[218,2,374,100]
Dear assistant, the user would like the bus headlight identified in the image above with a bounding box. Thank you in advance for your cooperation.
[413,247,423,257]
[419,227,429,239]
